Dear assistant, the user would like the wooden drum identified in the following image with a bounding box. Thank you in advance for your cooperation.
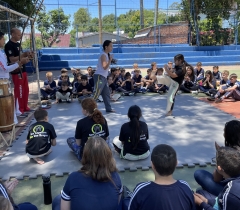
[0,79,14,132]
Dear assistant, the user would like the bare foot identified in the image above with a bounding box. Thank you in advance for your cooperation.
[4,178,19,194]
[33,157,45,165]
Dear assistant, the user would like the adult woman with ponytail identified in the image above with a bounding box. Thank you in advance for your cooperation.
[67,98,109,160]
[113,105,150,160]
[151,54,190,116]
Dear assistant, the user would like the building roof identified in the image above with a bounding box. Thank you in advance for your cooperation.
[23,33,71,47]
[77,31,129,39]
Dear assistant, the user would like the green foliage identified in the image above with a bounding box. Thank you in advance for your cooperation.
[69,29,76,47]
[22,37,42,49]
[73,8,91,31]
[4,0,36,16]
[102,14,116,32]
[36,7,70,47]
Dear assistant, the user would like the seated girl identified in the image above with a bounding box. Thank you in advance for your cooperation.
[120,72,136,96]
[113,105,150,160]
[180,66,198,94]
[198,70,216,95]
[52,136,122,210]
[67,98,109,160]
[194,120,240,196]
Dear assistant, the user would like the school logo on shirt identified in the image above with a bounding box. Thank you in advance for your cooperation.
[89,124,106,138]
[8,50,12,54]
[33,125,45,133]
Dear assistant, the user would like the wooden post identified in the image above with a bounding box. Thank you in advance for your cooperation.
[98,0,102,45]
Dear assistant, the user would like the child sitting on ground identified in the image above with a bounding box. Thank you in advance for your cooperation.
[207,70,229,101]
[199,70,216,95]
[56,81,73,103]
[194,62,205,82]
[131,63,141,77]
[180,66,198,94]
[72,73,82,97]
[128,144,195,210]
[212,66,222,82]
[107,75,121,101]
[86,66,94,90]
[26,108,57,165]
[215,73,240,103]
[194,143,240,210]
[142,68,154,92]
[121,72,136,96]
[154,68,168,93]
[40,71,57,100]
[151,62,157,71]
[71,68,81,86]
[132,69,144,93]
[58,68,69,81]
[57,73,71,88]
[77,75,92,103]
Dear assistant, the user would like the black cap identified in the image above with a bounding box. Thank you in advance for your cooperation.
[81,75,88,80]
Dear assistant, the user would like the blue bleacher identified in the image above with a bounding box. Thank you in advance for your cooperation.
[33,45,240,72]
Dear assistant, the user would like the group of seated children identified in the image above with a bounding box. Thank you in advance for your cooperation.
[23,104,240,210]
[40,62,240,104]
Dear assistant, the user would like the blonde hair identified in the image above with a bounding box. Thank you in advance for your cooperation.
[222,70,230,76]
[133,63,138,68]
[46,72,53,77]
[151,62,156,67]
[61,68,68,73]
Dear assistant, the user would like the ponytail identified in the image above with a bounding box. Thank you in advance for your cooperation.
[91,108,105,125]
[129,116,140,149]
[127,105,142,150]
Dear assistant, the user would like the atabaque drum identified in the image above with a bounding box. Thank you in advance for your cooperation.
[0,79,14,132]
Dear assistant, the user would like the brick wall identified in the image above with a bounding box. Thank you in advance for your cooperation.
[116,23,189,45]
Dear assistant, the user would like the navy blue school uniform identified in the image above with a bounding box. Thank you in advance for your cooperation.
[125,80,133,91]
[198,177,240,210]
[61,171,122,210]
[194,68,205,81]
[199,78,216,91]
[132,75,142,84]
[73,81,81,93]
[57,80,71,88]
[213,71,222,81]
[129,180,195,210]
[40,80,57,98]
[220,79,228,85]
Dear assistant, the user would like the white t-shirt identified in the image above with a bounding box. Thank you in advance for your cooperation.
[0,50,19,79]
[95,52,109,78]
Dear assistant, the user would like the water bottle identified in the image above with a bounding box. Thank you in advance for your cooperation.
[42,175,52,205]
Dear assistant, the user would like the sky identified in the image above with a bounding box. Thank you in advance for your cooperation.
[43,0,181,28]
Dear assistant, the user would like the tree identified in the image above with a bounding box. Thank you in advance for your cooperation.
[22,37,43,49]
[89,17,99,32]
[73,8,91,32]
[69,29,76,47]
[169,2,181,10]
[102,14,116,32]
[36,7,70,47]
[4,0,37,16]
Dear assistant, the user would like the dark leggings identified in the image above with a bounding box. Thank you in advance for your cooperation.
[180,85,198,93]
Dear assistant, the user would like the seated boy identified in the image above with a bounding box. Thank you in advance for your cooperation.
[128,144,195,210]
[194,143,240,210]
[132,69,144,93]
[77,75,92,103]
[131,63,141,77]
[56,81,73,103]
[107,75,121,101]
[58,68,69,81]
[194,62,205,82]
[142,68,154,92]
[40,71,57,100]
[57,73,71,88]
[121,72,136,96]
[212,66,222,82]
[86,66,94,90]
[151,62,157,71]
[215,73,240,103]
[26,108,57,164]
[72,73,81,97]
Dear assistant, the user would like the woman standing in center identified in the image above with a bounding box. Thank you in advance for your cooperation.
[93,40,115,112]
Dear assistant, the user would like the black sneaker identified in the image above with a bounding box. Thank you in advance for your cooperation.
[66,100,71,103]
[58,99,62,103]
[207,97,215,101]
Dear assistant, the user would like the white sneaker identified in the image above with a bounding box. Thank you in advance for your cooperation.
[177,90,182,95]
[191,91,198,95]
